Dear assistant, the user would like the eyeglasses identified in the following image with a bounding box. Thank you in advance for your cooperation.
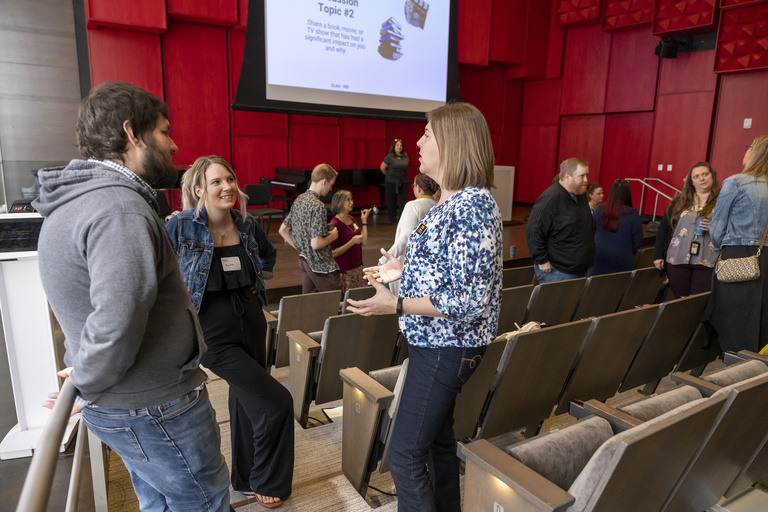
[746,145,753,152]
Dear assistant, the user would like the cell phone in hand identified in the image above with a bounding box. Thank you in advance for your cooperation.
[327,224,336,233]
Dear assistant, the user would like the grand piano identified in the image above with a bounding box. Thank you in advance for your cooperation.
[271,167,386,206]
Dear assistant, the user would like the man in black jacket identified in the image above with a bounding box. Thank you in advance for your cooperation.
[526,157,595,283]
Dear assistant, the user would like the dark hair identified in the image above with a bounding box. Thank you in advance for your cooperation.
[601,180,633,232]
[587,183,602,198]
[388,138,407,158]
[669,162,719,228]
[413,173,439,196]
[76,82,169,160]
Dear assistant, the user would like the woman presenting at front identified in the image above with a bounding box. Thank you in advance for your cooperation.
[348,103,503,512]
[380,138,410,224]
[165,156,293,509]
[653,162,720,297]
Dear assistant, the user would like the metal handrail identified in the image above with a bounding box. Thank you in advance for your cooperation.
[15,378,83,512]
[625,178,680,222]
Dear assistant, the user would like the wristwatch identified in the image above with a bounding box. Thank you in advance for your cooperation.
[396,297,404,316]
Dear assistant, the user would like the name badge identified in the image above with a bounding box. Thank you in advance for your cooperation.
[221,256,242,272]
[415,223,427,235]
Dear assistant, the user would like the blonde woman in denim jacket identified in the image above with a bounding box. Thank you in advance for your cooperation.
[705,136,768,354]
[165,156,292,508]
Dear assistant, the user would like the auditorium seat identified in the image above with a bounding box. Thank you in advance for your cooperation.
[265,290,341,368]
[477,319,593,439]
[497,284,535,335]
[502,265,536,288]
[619,292,710,394]
[523,278,587,326]
[462,391,725,512]
[340,285,375,314]
[287,312,399,428]
[616,267,666,311]
[571,270,633,320]
[555,304,660,415]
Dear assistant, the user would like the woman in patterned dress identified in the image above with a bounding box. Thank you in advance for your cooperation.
[653,162,720,297]
[347,103,504,512]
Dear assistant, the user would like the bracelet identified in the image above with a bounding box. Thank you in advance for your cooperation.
[361,223,368,226]
[396,297,404,316]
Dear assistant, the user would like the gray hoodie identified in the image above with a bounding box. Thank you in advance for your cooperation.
[32,159,207,408]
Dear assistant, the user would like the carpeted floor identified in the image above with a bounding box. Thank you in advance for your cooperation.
[105,358,726,511]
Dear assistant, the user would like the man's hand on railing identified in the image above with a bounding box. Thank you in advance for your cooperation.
[42,368,85,415]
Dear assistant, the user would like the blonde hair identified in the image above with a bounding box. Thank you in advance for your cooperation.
[311,163,338,183]
[181,155,248,216]
[744,135,768,178]
[426,102,495,190]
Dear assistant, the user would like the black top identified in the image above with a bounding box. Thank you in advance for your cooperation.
[525,182,595,274]
[206,244,255,291]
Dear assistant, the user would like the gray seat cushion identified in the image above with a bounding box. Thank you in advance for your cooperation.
[705,360,768,388]
[506,416,614,491]
[619,386,702,421]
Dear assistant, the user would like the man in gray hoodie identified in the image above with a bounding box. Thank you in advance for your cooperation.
[33,82,231,511]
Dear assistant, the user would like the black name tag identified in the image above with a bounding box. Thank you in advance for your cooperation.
[690,241,700,256]
[415,223,427,235]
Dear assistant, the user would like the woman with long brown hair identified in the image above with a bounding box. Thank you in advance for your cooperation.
[653,162,720,297]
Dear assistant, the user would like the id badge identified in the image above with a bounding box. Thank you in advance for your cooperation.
[221,256,242,272]
[690,241,700,256]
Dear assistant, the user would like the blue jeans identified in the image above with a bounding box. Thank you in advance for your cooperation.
[388,345,486,512]
[82,386,231,512]
[534,264,587,283]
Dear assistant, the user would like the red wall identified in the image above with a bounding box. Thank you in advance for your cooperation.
[81,0,768,212]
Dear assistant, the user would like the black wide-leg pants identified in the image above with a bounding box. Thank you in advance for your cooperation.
[199,288,294,498]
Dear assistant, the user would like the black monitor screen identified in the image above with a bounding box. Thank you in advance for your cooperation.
[0,217,44,253]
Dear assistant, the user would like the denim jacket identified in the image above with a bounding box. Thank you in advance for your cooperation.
[165,207,277,311]
[710,174,768,251]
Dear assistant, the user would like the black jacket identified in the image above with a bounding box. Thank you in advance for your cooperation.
[526,182,595,274]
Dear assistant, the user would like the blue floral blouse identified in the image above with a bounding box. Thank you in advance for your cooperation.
[399,187,503,348]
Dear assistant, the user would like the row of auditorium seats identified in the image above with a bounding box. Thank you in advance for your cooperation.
[264,267,672,429]
[461,352,768,512]
[339,292,712,497]
[265,266,668,371]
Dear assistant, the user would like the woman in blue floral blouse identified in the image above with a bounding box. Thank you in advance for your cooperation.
[347,102,503,512]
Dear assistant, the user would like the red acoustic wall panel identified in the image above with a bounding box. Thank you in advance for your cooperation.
[229,28,246,99]
[721,0,768,6]
[516,125,560,203]
[489,0,529,65]
[653,0,719,35]
[340,118,387,140]
[162,21,231,166]
[600,112,654,210]
[167,0,238,27]
[647,92,716,214]
[459,65,506,134]
[499,124,522,167]
[87,27,164,97]
[561,24,612,115]
[604,28,659,113]
[458,0,493,65]
[289,121,340,169]
[602,0,653,30]
[232,111,289,137]
[339,118,388,205]
[85,0,166,32]
[235,0,249,31]
[715,4,768,72]
[558,115,607,183]
[232,136,288,185]
[710,70,768,179]
[657,50,718,95]
[556,0,602,27]
[522,79,563,125]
